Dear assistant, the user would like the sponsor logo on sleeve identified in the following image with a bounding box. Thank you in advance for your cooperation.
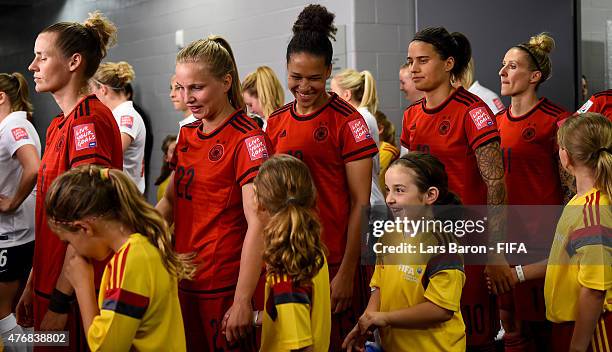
[577,99,593,114]
[73,123,97,151]
[120,115,134,129]
[11,127,29,141]
[348,119,371,143]
[468,107,494,130]
[245,135,268,161]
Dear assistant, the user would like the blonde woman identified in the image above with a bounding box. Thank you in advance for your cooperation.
[92,61,147,192]
[374,110,399,193]
[241,66,284,130]
[331,68,384,207]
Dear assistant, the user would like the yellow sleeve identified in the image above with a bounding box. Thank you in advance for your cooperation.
[570,205,612,291]
[88,245,151,351]
[379,148,393,172]
[424,269,465,312]
[271,279,313,350]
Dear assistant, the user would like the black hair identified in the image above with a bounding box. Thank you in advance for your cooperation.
[412,27,471,80]
[286,4,337,66]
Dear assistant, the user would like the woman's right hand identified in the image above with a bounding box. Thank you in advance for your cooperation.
[16,272,34,327]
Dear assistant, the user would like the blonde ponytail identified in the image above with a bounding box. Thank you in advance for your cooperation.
[254,155,326,286]
[0,72,34,119]
[94,61,135,93]
[242,66,285,117]
[558,113,612,197]
[333,68,379,114]
[45,165,196,280]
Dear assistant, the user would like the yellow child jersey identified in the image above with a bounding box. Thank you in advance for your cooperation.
[370,230,466,352]
[157,176,170,202]
[378,141,400,192]
[89,233,186,351]
[260,259,331,352]
[545,188,612,323]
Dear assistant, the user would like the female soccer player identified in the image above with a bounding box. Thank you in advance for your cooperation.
[0,73,40,340]
[343,152,466,351]
[496,32,573,351]
[331,68,385,206]
[241,66,285,129]
[92,61,147,192]
[156,35,271,351]
[46,165,194,351]
[251,155,331,352]
[505,113,611,352]
[400,27,507,351]
[170,74,197,129]
[265,5,378,350]
[374,110,399,194]
[577,89,612,120]
[17,11,123,349]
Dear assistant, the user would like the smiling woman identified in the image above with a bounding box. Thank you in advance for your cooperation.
[265,4,379,350]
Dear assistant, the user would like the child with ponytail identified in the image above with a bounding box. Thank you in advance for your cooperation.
[45,164,194,351]
[252,155,331,352]
[507,113,612,352]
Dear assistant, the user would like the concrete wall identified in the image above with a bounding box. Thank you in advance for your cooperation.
[581,0,612,94]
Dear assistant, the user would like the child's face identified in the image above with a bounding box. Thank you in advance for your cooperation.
[385,165,437,218]
[52,221,113,261]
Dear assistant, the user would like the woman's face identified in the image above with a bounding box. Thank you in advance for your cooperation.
[174,62,231,120]
[287,52,331,113]
[165,141,176,163]
[499,48,537,97]
[243,91,264,117]
[407,41,452,92]
[28,32,72,93]
[169,76,188,112]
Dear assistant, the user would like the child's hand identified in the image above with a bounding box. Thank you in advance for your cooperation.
[342,324,369,351]
[358,311,389,334]
[65,252,93,291]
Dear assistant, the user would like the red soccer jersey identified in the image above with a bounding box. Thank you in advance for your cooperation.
[34,95,123,295]
[577,89,612,120]
[401,87,500,205]
[497,98,570,205]
[170,110,272,292]
[266,93,378,265]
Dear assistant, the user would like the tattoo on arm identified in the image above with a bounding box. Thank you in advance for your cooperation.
[475,141,507,243]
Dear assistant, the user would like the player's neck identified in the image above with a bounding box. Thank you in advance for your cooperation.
[105,95,128,111]
[182,109,191,118]
[424,83,454,110]
[0,104,11,122]
[52,84,86,116]
[200,102,235,133]
[295,92,329,115]
[573,166,596,196]
[100,219,136,253]
[510,92,539,116]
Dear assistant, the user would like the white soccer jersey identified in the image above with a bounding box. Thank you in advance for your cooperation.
[357,107,385,206]
[469,81,505,115]
[0,111,40,247]
[112,101,146,192]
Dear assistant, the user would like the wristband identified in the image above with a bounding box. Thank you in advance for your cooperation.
[515,265,526,283]
[48,289,74,314]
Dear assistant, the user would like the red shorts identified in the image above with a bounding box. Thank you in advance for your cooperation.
[178,287,256,352]
[328,263,371,352]
[461,265,499,349]
[551,312,611,352]
[32,292,88,352]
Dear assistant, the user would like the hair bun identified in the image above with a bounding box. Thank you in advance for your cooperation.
[115,61,135,83]
[292,4,337,40]
[83,11,117,57]
[528,32,555,54]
